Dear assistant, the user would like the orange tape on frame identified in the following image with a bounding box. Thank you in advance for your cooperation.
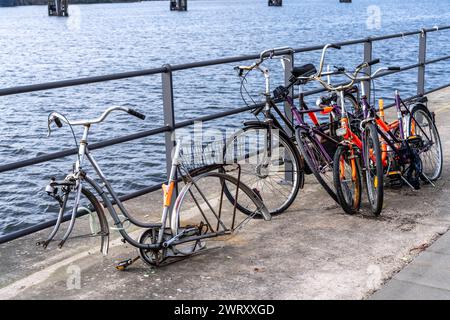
[162,181,175,207]
[320,106,334,115]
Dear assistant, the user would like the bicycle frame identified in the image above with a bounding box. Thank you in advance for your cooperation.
[45,127,237,252]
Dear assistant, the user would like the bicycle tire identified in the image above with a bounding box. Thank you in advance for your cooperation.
[295,128,338,203]
[171,171,270,240]
[333,145,362,215]
[222,125,303,216]
[363,123,384,215]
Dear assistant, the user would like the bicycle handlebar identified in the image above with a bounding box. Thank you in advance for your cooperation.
[235,47,293,73]
[47,106,146,136]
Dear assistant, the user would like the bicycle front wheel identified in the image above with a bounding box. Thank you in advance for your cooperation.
[333,145,362,215]
[42,186,109,253]
[170,172,270,253]
[295,128,338,203]
[363,123,384,216]
[222,126,303,216]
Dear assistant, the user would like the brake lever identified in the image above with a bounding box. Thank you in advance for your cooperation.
[234,66,245,77]
[47,120,53,138]
[47,114,63,137]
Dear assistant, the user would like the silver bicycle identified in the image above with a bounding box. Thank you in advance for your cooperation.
[40,106,270,268]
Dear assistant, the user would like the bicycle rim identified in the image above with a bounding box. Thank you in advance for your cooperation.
[333,145,362,214]
[409,105,443,181]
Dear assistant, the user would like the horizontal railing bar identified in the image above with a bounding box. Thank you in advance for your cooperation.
[424,83,450,95]
[0,125,171,173]
[0,66,168,97]
[0,26,448,98]
[425,55,450,65]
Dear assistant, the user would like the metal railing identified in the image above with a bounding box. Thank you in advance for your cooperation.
[1,25,450,244]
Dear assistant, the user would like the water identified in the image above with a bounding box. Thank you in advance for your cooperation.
[0,0,449,235]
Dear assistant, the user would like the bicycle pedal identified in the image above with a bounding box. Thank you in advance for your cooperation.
[387,171,401,177]
[387,171,403,188]
[116,256,140,271]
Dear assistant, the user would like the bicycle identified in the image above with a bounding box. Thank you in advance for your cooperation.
[298,54,386,215]
[40,106,270,268]
[335,61,442,194]
[355,74,443,190]
[225,46,360,211]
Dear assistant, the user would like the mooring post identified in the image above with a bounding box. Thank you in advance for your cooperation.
[48,0,69,17]
[162,64,176,178]
[418,29,427,96]
[170,0,187,11]
[268,0,282,6]
[283,50,294,182]
[363,39,373,102]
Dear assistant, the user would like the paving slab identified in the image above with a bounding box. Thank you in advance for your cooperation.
[371,224,450,299]
[371,279,450,300]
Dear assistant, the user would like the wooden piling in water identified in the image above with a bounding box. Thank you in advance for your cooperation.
[48,0,69,17]
[170,0,187,11]
[268,0,282,6]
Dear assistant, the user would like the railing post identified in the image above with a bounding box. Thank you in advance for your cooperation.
[283,51,294,182]
[162,64,176,178]
[363,39,373,102]
[283,51,294,132]
[418,29,427,95]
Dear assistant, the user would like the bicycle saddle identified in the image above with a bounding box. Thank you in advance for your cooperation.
[291,64,317,78]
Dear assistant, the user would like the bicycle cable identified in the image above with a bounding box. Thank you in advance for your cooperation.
[53,112,81,166]
[239,69,259,115]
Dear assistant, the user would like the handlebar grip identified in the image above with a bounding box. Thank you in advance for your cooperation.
[54,117,63,128]
[367,59,381,66]
[334,66,346,72]
[388,66,401,71]
[330,44,342,50]
[128,109,146,120]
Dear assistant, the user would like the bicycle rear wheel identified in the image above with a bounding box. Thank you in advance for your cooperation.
[363,123,384,215]
[333,145,362,215]
[222,126,303,216]
[295,128,338,203]
[408,104,443,182]
[170,172,270,253]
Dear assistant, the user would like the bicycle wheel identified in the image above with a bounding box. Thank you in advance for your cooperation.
[363,123,384,215]
[333,145,362,214]
[222,125,303,216]
[295,128,338,203]
[41,185,109,254]
[408,104,443,182]
[170,171,270,253]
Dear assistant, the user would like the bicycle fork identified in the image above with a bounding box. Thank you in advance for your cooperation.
[39,125,90,249]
